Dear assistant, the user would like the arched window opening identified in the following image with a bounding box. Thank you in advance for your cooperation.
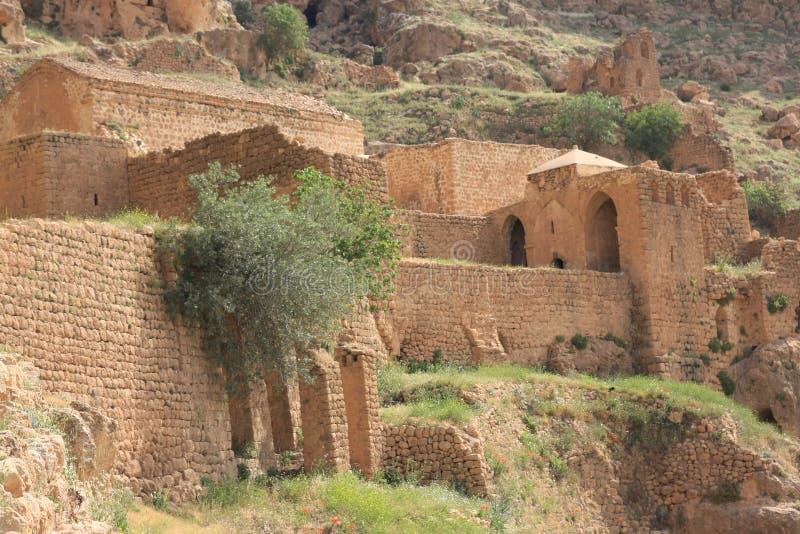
[550,221,555,234]
[585,193,621,272]
[650,180,659,202]
[505,216,527,267]
[228,391,255,458]
[610,77,615,89]
[552,257,565,269]
[640,42,649,59]
[665,183,675,205]
[94,193,99,206]
[304,0,319,28]
[636,69,643,88]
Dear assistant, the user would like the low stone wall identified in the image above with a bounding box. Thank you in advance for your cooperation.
[669,131,735,173]
[382,423,491,496]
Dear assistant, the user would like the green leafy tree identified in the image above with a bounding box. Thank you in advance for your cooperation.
[543,92,622,149]
[623,103,684,160]
[231,0,255,27]
[160,163,400,386]
[258,3,309,66]
[741,180,788,227]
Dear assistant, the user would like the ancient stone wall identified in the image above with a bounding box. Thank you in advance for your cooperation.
[382,423,491,496]
[0,220,237,498]
[398,211,501,263]
[696,170,752,261]
[0,132,128,219]
[128,124,386,219]
[669,131,735,173]
[777,209,800,239]
[380,139,561,215]
[387,259,633,364]
[0,59,365,156]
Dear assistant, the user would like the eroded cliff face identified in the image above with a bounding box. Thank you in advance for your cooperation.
[20,0,239,40]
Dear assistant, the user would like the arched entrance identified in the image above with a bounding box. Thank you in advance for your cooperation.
[505,216,527,267]
[585,193,620,272]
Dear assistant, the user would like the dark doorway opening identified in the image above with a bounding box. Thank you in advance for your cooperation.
[506,217,527,267]
[304,0,319,28]
[552,257,565,269]
[586,193,621,272]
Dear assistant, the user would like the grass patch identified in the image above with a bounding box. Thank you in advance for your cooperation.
[129,472,487,534]
[710,256,763,276]
[380,396,475,425]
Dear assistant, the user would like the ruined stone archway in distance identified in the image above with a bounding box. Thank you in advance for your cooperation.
[585,193,620,272]
[504,215,527,267]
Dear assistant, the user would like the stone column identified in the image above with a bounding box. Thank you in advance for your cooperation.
[299,348,350,473]
[337,344,384,477]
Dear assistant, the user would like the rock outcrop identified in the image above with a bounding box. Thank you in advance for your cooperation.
[22,0,239,40]
[0,0,24,44]
[729,336,800,436]
[546,337,633,377]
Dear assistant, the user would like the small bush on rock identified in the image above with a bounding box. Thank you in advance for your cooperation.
[623,103,684,160]
[717,370,736,396]
[571,334,588,350]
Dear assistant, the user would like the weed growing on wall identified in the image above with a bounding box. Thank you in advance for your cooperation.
[159,163,400,386]
[767,294,790,314]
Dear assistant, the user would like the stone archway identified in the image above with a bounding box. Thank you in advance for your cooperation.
[504,216,527,267]
[585,193,620,272]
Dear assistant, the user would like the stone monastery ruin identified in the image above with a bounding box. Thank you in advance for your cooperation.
[1,41,800,527]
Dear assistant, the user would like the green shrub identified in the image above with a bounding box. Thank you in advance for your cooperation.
[717,370,736,396]
[571,333,588,350]
[160,163,400,386]
[708,337,733,354]
[720,83,732,92]
[232,0,255,26]
[151,489,169,510]
[742,180,788,225]
[603,332,628,349]
[623,103,684,160]
[699,353,711,366]
[717,287,737,306]
[258,3,308,66]
[543,92,622,149]
[555,335,565,343]
[767,294,790,314]
[237,462,251,481]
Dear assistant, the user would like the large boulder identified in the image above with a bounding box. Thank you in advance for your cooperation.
[677,80,709,102]
[199,28,267,79]
[51,401,117,481]
[383,22,477,68]
[728,337,800,436]
[0,0,25,44]
[767,113,800,139]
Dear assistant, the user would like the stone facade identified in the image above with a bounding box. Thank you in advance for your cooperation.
[379,138,561,215]
[777,208,800,239]
[0,57,364,155]
[386,260,633,364]
[0,132,128,219]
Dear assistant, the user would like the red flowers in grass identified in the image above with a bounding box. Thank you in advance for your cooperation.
[331,517,340,525]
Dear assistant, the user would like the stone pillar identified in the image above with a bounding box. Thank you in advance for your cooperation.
[299,349,350,473]
[337,344,384,477]
[265,371,301,452]
[227,381,275,472]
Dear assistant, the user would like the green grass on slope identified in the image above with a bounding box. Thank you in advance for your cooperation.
[129,472,488,534]
[378,363,797,460]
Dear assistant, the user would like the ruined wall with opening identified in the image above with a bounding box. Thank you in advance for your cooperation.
[386,260,633,364]
[0,220,236,499]
[128,124,386,219]
[0,133,128,219]
[381,139,560,216]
